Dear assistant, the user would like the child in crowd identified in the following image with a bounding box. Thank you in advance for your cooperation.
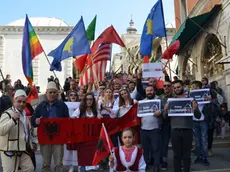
[109,128,146,172]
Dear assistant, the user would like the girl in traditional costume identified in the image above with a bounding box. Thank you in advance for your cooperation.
[109,128,146,172]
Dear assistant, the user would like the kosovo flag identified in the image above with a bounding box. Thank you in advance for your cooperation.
[140,0,166,56]
[48,16,91,71]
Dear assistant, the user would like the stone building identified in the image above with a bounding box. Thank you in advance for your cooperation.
[0,17,73,91]
[112,19,176,76]
[173,0,230,103]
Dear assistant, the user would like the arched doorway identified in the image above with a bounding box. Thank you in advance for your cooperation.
[201,34,223,78]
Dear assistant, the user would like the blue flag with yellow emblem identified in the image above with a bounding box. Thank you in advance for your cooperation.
[48,16,91,71]
[140,0,166,56]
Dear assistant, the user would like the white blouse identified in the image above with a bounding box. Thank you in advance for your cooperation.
[110,146,146,172]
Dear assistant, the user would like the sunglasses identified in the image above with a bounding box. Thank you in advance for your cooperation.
[48,91,56,94]
[163,85,171,88]
[70,94,77,97]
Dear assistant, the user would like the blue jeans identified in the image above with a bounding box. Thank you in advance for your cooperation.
[80,166,86,172]
[193,121,208,159]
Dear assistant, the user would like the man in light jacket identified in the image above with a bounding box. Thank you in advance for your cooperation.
[0,89,35,172]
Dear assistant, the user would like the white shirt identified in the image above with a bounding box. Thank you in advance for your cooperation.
[193,103,205,121]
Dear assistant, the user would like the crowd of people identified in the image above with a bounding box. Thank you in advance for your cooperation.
[0,71,229,172]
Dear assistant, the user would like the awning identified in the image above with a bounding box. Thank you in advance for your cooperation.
[170,4,222,52]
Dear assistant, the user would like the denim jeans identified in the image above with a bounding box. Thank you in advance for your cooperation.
[80,166,86,172]
[193,121,208,159]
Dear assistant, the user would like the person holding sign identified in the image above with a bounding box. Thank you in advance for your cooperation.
[139,85,161,171]
[72,92,99,172]
[32,81,69,172]
[191,81,210,166]
[63,90,79,172]
[164,80,201,172]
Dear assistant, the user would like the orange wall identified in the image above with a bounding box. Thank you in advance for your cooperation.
[174,0,221,31]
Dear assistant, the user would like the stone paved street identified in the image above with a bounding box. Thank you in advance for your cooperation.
[33,148,230,172]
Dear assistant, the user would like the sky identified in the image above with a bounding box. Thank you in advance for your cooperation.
[0,0,175,65]
[0,0,175,36]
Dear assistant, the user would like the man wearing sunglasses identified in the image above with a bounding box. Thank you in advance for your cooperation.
[160,80,173,171]
[164,80,201,172]
[32,81,69,172]
[0,89,34,172]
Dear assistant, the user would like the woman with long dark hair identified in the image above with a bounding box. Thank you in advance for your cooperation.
[72,92,98,171]
[113,88,137,118]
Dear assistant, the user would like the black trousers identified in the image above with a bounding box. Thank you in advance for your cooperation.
[141,129,161,168]
[171,129,193,172]
[208,128,215,150]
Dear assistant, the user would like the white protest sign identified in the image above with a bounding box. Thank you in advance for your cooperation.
[142,62,163,78]
[65,102,80,116]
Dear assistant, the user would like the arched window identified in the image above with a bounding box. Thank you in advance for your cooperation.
[202,34,223,77]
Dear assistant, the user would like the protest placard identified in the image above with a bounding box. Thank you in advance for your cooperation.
[189,89,210,104]
[142,62,163,78]
[137,99,161,117]
[168,98,193,116]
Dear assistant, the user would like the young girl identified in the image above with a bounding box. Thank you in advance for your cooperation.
[109,128,146,172]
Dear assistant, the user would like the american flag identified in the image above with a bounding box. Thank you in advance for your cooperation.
[79,43,112,86]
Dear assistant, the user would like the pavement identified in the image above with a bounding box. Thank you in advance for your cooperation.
[32,148,230,172]
[0,148,230,172]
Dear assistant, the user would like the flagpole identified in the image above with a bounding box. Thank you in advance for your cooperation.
[161,60,177,76]
[124,47,139,68]
[164,38,172,81]
[42,52,58,79]
[102,123,112,154]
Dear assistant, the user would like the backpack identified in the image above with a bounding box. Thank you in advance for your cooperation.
[0,96,12,115]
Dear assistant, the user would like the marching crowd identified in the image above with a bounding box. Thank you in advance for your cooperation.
[0,71,228,172]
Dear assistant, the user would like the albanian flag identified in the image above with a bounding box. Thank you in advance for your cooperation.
[161,40,180,60]
[92,123,114,166]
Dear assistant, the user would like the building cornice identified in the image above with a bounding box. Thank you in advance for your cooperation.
[0,25,73,35]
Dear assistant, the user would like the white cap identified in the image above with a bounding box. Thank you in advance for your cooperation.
[46,81,58,90]
[14,89,27,99]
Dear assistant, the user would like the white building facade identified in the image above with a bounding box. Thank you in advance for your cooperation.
[0,17,73,92]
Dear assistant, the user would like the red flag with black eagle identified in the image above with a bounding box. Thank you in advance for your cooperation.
[92,123,114,166]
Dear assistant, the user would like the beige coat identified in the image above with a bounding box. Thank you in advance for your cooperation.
[0,108,31,151]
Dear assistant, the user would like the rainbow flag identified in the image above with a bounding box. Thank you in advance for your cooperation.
[22,15,44,84]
